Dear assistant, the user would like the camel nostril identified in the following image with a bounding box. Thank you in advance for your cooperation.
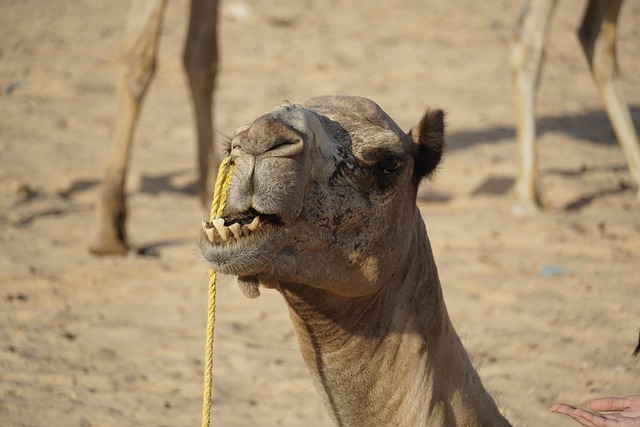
[266,135,304,157]
[231,128,304,158]
[237,116,307,157]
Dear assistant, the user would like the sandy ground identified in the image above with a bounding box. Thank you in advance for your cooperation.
[1,1,639,426]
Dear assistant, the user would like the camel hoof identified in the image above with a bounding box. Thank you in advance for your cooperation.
[512,200,542,216]
[512,192,549,216]
[88,231,129,256]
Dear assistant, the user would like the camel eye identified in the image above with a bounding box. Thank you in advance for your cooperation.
[377,158,401,174]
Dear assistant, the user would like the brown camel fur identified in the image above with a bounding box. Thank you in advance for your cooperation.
[199,96,512,426]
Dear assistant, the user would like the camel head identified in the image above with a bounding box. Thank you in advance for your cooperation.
[199,95,444,298]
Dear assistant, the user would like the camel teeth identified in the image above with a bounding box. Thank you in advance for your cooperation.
[205,227,217,243]
[248,215,261,231]
[229,223,242,240]
[203,216,262,244]
[212,218,230,242]
[202,220,217,243]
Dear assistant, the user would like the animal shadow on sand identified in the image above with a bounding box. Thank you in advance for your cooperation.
[447,106,640,151]
[6,179,100,227]
[444,106,639,209]
[138,169,200,197]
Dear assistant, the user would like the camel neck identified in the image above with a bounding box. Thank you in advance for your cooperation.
[279,213,511,427]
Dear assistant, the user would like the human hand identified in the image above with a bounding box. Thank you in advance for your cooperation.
[551,395,640,426]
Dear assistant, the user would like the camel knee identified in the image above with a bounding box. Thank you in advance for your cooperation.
[118,27,160,105]
[510,0,556,87]
[118,54,157,104]
[118,0,166,103]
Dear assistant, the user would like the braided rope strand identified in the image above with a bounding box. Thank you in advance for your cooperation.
[201,157,234,427]
[201,269,217,427]
[209,156,231,220]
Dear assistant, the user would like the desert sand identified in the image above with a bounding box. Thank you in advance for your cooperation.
[1,1,638,426]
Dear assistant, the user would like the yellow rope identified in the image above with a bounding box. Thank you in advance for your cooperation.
[202,156,234,427]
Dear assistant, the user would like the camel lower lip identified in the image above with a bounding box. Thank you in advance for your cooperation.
[199,227,281,276]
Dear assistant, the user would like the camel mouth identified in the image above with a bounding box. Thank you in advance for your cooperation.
[201,209,282,244]
[199,209,285,277]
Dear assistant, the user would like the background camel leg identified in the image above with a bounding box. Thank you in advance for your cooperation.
[578,0,640,198]
[90,0,167,255]
[183,0,220,208]
[510,0,557,214]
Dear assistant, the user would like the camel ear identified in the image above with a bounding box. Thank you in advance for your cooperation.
[409,108,445,181]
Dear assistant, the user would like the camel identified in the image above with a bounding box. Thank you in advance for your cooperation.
[90,0,640,254]
[511,0,640,213]
[199,95,512,426]
[89,0,220,254]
